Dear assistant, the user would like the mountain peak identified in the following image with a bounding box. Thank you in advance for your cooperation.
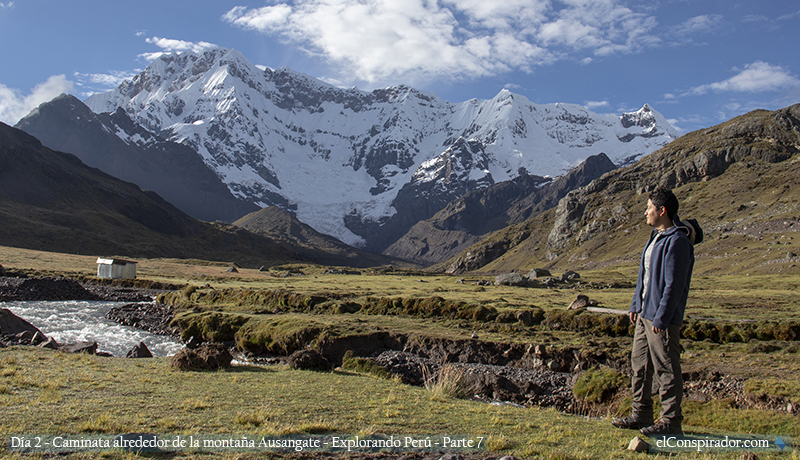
[81,46,678,249]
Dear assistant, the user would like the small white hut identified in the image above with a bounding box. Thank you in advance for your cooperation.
[96,258,137,279]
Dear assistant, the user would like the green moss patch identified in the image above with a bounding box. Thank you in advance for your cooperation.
[543,310,632,337]
[234,315,329,355]
[171,310,250,342]
[341,350,392,379]
[682,320,800,343]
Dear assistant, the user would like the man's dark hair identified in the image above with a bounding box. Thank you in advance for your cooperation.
[649,188,679,219]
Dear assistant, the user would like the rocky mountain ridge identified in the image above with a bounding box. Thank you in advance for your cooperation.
[385,152,617,265]
[232,206,398,268]
[80,47,678,251]
[0,122,397,268]
[440,104,800,275]
[16,94,258,223]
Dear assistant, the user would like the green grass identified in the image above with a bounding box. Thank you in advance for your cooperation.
[745,379,800,405]
[573,367,629,404]
[2,347,796,459]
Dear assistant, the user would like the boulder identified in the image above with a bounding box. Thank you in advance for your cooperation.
[0,308,44,337]
[568,294,590,310]
[539,277,558,287]
[126,341,153,358]
[169,343,232,371]
[561,270,581,282]
[494,272,531,286]
[286,349,332,371]
[38,337,59,349]
[14,330,35,344]
[31,330,47,345]
[526,268,551,279]
[516,310,534,326]
[59,341,98,354]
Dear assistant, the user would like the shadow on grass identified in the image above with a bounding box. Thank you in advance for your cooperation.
[227,364,278,373]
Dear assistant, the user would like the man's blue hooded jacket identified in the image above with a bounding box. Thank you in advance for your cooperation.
[629,225,695,330]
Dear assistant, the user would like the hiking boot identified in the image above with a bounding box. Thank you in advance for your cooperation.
[641,419,683,436]
[612,413,654,429]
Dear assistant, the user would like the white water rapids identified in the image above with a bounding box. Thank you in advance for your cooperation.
[1,300,183,357]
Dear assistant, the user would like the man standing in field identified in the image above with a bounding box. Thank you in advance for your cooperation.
[613,188,694,436]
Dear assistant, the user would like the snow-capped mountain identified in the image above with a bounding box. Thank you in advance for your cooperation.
[85,47,678,250]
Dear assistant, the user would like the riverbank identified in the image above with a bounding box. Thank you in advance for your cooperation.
[0,276,183,356]
[0,275,169,303]
[2,273,799,419]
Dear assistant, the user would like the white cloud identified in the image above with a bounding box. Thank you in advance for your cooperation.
[0,2,14,8]
[222,5,293,31]
[222,0,662,85]
[664,118,686,134]
[138,36,218,61]
[690,61,800,95]
[536,0,658,56]
[72,70,140,98]
[0,75,74,125]
[585,100,609,110]
[74,70,138,88]
[670,14,723,38]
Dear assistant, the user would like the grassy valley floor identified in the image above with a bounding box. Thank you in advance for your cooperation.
[1,347,798,460]
[1,245,799,458]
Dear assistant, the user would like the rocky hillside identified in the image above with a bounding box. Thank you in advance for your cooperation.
[232,206,401,268]
[0,122,396,268]
[440,105,800,275]
[16,94,258,223]
[385,153,617,265]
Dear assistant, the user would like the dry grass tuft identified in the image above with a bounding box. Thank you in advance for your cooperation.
[422,364,473,400]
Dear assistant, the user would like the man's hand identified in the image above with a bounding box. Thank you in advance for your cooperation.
[629,312,638,323]
[653,326,663,333]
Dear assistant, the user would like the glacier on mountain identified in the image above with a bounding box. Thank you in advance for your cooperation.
[85,47,679,248]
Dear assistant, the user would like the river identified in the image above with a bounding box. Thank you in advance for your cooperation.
[1,300,183,357]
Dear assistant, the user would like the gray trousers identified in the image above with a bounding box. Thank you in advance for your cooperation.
[630,316,683,424]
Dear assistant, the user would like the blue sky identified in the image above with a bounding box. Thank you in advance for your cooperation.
[1,0,798,133]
